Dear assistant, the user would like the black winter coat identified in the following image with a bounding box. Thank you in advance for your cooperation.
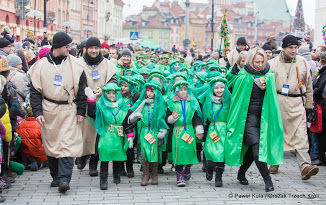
[313,65,326,120]
[243,63,269,146]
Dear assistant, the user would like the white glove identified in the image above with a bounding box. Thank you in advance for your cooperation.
[85,87,97,100]
[128,137,134,149]
[157,129,167,139]
[128,112,143,124]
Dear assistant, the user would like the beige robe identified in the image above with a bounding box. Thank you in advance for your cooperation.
[29,55,86,158]
[218,58,227,67]
[269,55,313,151]
[79,58,117,156]
[227,49,239,67]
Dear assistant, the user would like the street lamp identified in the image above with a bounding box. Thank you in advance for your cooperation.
[105,12,111,42]
[87,0,94,38]
[26,9,43,36]
[60,22,71,33]
[83,26,94,37]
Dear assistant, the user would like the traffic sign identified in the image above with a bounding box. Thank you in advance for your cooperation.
[130,32,139,40]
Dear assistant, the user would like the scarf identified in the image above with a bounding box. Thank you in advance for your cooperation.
[211,96,222,104]
[281,51,296,63]
[128,98,154,124]
[47,51,67,65]
[83,52,104,66]
[175,91,189,101]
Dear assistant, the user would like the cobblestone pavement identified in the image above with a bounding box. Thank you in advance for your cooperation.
[2,151,326,205]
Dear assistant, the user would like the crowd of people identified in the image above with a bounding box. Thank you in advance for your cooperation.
[0,26,325,202]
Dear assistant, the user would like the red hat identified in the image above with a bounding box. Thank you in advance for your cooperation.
[101,42,110,50]
[38,47,51,59]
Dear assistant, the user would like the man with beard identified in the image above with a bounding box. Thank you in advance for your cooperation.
[262,43,273,60]
[77,37,118,176]
[29,32,87,193]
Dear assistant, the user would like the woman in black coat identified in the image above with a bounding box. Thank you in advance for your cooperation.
[313,52,326,165]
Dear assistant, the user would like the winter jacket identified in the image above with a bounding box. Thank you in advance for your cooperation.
[0,104,12,142]
[301,52,317,77]
[0,121,6,140]
[313,65,326,120]
[8,66,29,103]
[16,117,47,162]
[243,63,269,146]
[0,48,9,57]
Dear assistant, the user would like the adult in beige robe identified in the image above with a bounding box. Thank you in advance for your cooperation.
[76,37,118,175]
[268,35,319,180]
[29,32,87,192]
[227,37,248,67]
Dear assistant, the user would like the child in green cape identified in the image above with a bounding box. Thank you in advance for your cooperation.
[200,77,231,187]
[86,83,134,190]
[166,80,204,187]
[127,80,169,186]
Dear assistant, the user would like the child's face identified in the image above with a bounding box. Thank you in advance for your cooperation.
[179,85,188,99]
[121,82,130,94]
[14,64,23,69]
[106,91,116,102]
[214,85,225,97]
[146,89,155,99]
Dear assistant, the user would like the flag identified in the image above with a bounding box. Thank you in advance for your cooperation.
[218,9,230,51]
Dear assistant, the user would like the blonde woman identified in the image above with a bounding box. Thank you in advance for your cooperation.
[225,48,284,192]
[226,51,248,92]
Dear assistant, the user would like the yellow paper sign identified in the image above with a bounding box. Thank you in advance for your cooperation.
[210,131,220,143]
[144,133,156,144]
[117,126,124,137]
[181,133,194,144]
[259,77,266,89]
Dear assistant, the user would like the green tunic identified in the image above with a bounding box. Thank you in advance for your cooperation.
[204,103,227,162]
[159,63,169,71]
[139,104,159,162]
[225,68,284,166]
[98,107,129,162]
[169,100,199,165]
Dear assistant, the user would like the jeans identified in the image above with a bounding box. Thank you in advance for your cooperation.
[308,130,319,159]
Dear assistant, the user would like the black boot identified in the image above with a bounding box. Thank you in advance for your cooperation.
[113,161,121,184]
[206,164,214,181]
[89,165,98,177]
[264,177,274,192]
[237,166,249,185]
[77,156,87,170]
[158,164,164,174]
[126,160,134,178]
[215,167,224,187]
[120,162,127,176]
[100,172,108,190]
[255,160,274,192]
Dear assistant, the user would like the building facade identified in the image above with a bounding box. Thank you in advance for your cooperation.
[315,0,326,47]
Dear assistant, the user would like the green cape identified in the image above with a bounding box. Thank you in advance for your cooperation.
[225,68,284,166]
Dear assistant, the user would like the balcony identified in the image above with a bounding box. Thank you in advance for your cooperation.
[48,11,55,20]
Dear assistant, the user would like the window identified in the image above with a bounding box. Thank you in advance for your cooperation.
[198,28,201,33]
[193,37,196,42]
[198,46,200,50]
[193,28,196,33]
[142,21,146,26]
[149,31,153,38]
[171,37,174,43]
[171,19,173,24]
[160,31,163,39]
[176,37,179,42]
[182,36,185,40]
[63,11,65,22]
[176,28,179,34]
[198,37,201,42]
[164,31,168,38]
[58,10,61,24]
[182,26,185,31]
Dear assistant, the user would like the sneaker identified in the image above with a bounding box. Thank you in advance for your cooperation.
[311,159,322,166]
[0,179,11,189]
[30,162,39,171]
[301,165,319,180]
[176,171,186,187]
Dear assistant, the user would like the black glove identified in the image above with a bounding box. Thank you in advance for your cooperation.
[305,108,313,120]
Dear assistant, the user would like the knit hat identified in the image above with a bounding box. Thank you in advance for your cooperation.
[52,32,72,49]
[282,35,298,48]
[38,47,51,59]
[101,42,110,50]
[7,54,22,67]
[14,42,23,50]
[86,37,101,50]
[0,38,10,49]
[320,52,326,62]
[262,43,273,51]
[236,37,247,46]
[298,44,310,55]
[121,48,132,57]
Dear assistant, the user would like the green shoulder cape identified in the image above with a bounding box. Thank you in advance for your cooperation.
[225,68,284,166]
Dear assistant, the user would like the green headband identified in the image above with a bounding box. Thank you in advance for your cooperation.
[173,80,190,90]
[145,82,162,92]
[209,77,228,85]
[120,76,138,86]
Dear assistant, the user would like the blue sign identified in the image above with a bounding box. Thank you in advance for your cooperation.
[130,32,139,40]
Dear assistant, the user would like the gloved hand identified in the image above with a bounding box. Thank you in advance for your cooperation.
[305,108,313,119]
[128,137,134,149]
[85,87,97,101]
[157,129,167,139]
[128,112,143,124]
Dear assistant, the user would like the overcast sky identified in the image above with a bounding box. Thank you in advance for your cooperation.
[122,0,315,27]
